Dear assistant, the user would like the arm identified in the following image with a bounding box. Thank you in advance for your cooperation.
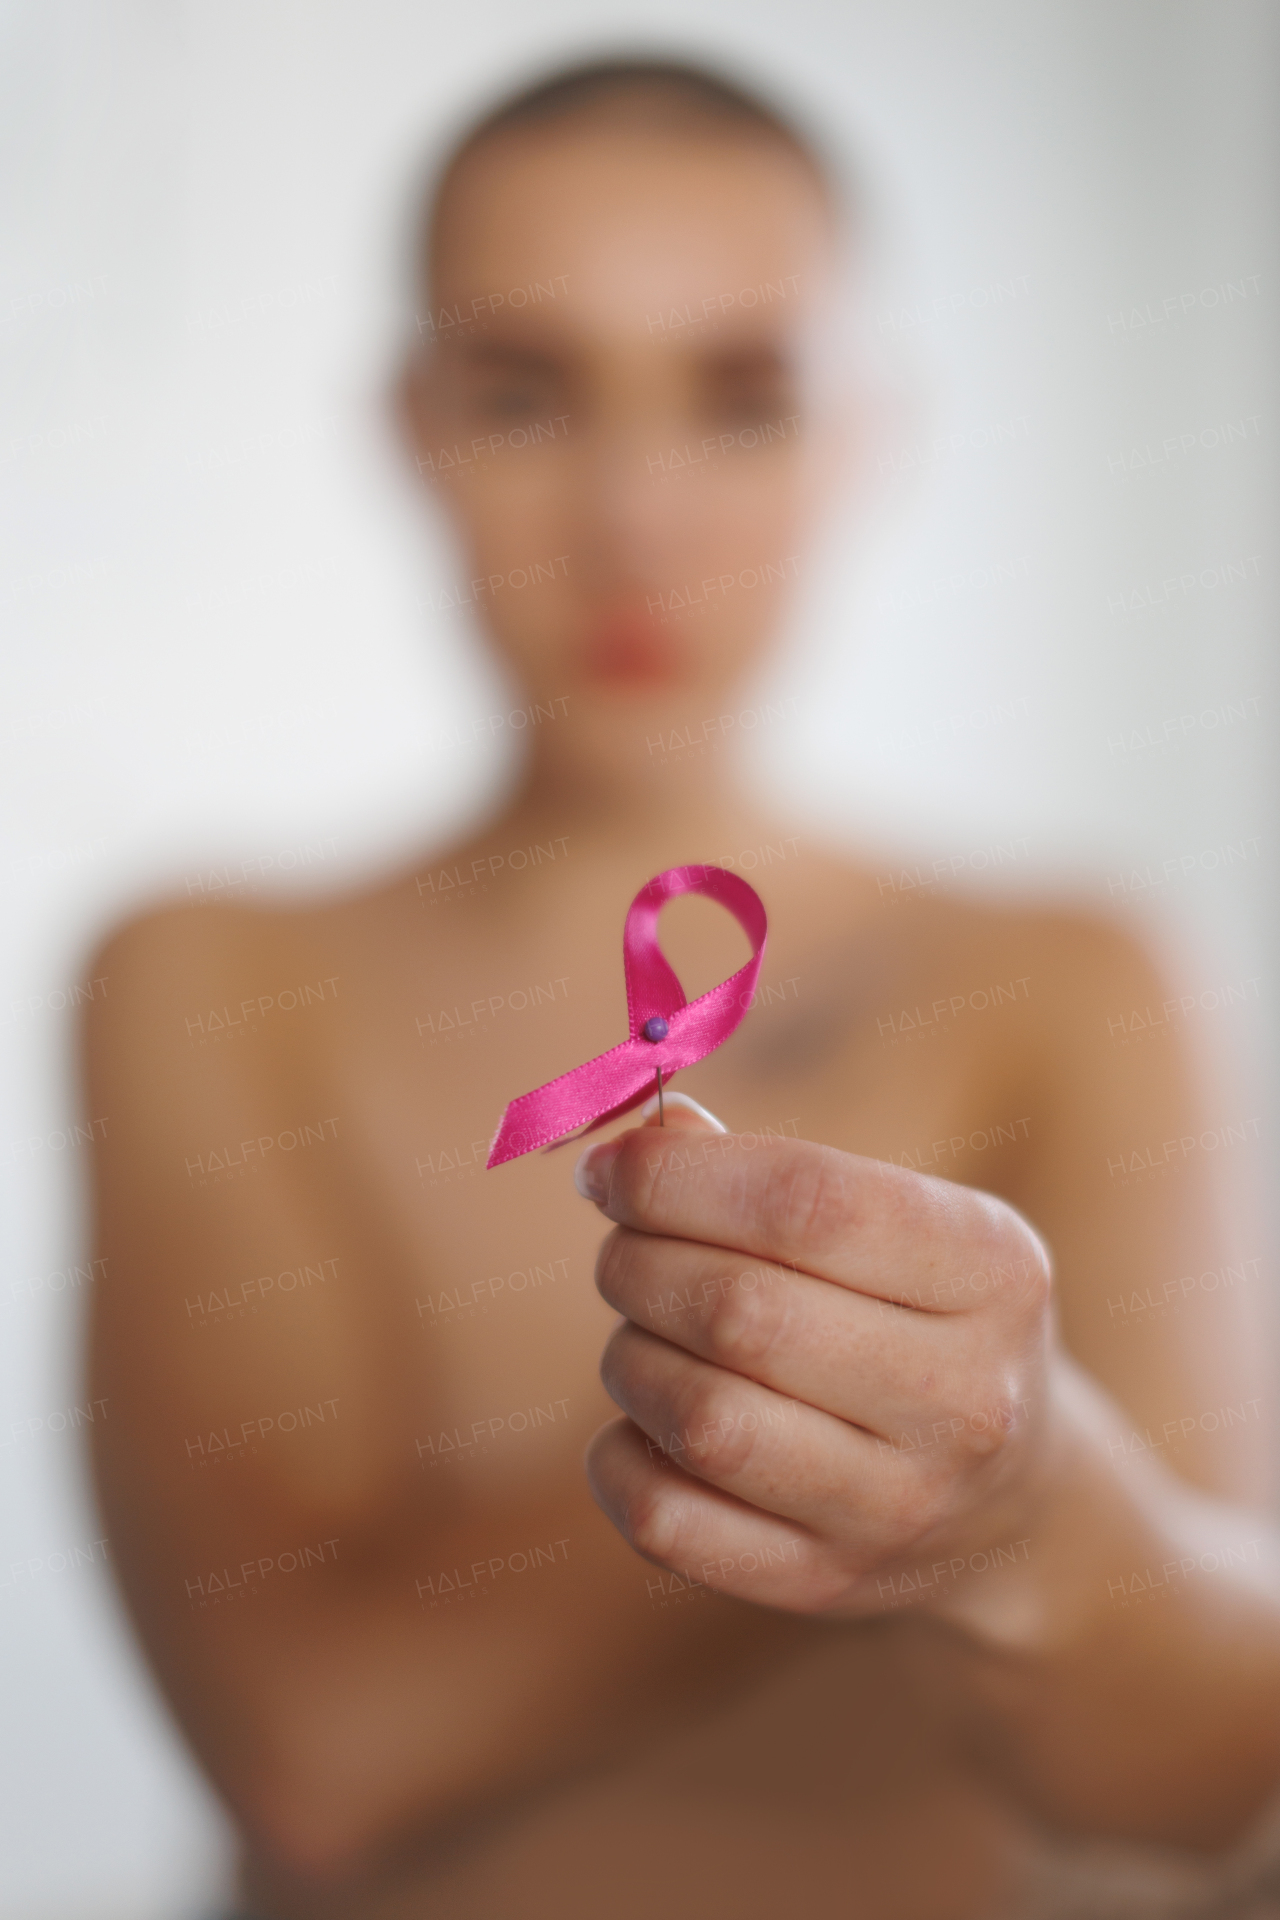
[912,1353,1280,1848]
[945,914,1280,1840]
[81,908,624,1881]
[1003,913,1274,1511]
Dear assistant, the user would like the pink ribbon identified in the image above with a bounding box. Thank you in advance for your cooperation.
[486,863,768,1168]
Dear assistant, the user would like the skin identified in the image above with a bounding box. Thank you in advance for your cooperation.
[82,109,1280,1917]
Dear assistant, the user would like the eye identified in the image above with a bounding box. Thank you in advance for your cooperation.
[474,382,552,421]
[698,351,800,434]
[701,386,802,438]
[452,346,569,428]
[710,386,794,422]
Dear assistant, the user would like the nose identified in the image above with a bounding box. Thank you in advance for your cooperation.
[572,404,712,594]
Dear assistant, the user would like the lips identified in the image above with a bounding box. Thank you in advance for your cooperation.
[581,609,681,685]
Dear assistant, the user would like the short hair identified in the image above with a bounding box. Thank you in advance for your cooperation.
[416,51,852,303]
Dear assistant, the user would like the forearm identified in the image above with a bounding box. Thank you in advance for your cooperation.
[913,1355,1280,1847]
[99,1465,605,1879]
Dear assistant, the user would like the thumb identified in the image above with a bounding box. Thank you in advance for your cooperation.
[573,1090,727,1205]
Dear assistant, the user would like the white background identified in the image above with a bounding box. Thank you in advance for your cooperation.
[1,1,1274,1913]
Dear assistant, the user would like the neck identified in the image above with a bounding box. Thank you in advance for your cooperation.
[487,729,786,873]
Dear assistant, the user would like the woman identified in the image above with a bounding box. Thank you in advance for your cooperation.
[84,56,1280,1919]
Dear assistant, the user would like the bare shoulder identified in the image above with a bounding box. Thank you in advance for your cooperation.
[824,852,1203,1134]
[83,894,301,1064]
[80,863,416,1046]
[890,884,1180,1041]
[79,884,384,1153]
[889,886,1221,1214]
[86,893,287,1006]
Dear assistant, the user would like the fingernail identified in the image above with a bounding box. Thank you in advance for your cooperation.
[637,1091,727,1131]
[574,1137,624,1204]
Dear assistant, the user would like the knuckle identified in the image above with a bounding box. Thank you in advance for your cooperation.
[953,1394,1018,1461]
[594,1227,640,1309]
[1019,1235,1053,1311]
[702,1267,788,1371]
[625,1480,686,1565]
[677,1378,758,1482]
[598,1322,639,1406]
[887,1461,949,1544]
[969,1195,1054,1314]
[935,1346,1032,1462]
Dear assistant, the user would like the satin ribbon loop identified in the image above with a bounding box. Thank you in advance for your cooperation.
[486,863,768,1168]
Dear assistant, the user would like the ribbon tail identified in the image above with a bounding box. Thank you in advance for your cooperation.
[485,1035,668,1168]
[535,1075,673,1154]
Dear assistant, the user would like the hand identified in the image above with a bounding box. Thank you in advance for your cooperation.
[577,1105,1063,1620]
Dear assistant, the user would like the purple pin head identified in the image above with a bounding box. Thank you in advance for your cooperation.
[642,1015,669,1042]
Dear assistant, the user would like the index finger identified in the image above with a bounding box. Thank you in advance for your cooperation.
[574,1128,1044,1312]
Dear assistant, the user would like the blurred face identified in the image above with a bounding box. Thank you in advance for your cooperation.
[402,115,851,779]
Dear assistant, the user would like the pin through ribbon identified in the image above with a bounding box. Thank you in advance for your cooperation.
[485,863,768,1168]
